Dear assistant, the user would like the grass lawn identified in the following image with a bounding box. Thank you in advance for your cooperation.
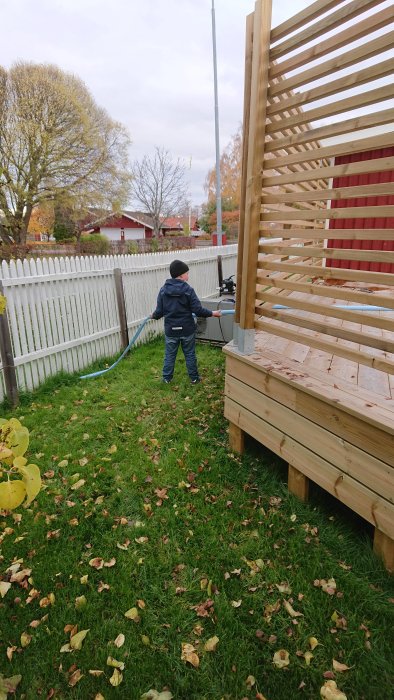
[1,338,393,700]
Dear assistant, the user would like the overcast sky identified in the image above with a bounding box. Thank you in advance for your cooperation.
[0,0,311,207]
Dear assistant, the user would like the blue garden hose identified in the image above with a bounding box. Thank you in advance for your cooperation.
[80,310,236,380]
[80,316,151,379]
[272,304,393,311]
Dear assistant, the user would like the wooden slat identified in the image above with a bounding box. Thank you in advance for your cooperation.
[270,0,341,43]
[255,304,394,348]
[270,5,394,78]
[269,31,394,97]
[263,131,394,170]
[262,181,394,205]
[235,11,254,326]
[266,85,394,136]
[225,398,394,539]
[270,0,385,60]
[257,275,394,311]
[226,353,394,466]
[267,59,393,117]
[226,374,394,501]
[265,109,394,154]
[261,205,394,223]
[259,227,394,240]
[258,261,394,286]
[255,317,394,375]
[259,243,394,264]
[240,0,273,330]
[262,154,394,187]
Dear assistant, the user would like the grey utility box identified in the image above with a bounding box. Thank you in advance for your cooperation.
[195,296,235,344]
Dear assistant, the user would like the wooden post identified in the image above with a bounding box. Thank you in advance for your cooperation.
[113,268,129,348]
[288,464,309,502]
[217,255,223,290]
[373,529,394,574]
[229,421,245,454]
[0,282,18,407]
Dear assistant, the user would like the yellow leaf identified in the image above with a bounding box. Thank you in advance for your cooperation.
[304,651,314,666]
[181,642,200,668]
[108,444,117,454]
[60,643,72,653]
[0,480,26,510]
[20,632,32,648]
[58,459,68,468]
[245,675,256,689]
[13,456,27,469]
[17,463,41,505]
[231,599,242,608]
[141,635,150,646]
[89,557,104,569]
[71,479,85,491]
[124,607,140,622]
[114,634,125,648]
[320,680,347,700]
[79,457,88,466]
[107,656,125,670]
[89,670,104,676]
[94,695,105,700]
[68,669,83,687]
[0,582,11,598]
[273,649,290,668]
[309,636,319,650]
[283,600,303,618]
[75,595,87,611]
[204,635,219,652]
[109,668,123,686]
[332,659,352,672]
[70,628,89,650]
[80,575,89,585]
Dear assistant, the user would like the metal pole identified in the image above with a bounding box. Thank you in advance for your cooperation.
[211,0,223,246]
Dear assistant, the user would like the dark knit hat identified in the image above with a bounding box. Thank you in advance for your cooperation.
[170,259,189,278]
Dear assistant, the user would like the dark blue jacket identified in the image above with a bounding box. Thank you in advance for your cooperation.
[152,278,213,337]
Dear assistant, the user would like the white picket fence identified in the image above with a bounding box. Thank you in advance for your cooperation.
[0,245,237,402]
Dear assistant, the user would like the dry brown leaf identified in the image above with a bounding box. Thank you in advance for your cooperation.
[68,669,83,687]
[114,633,125,648]
[332,659,352,672]
[181,642,200,668]
[273,649,290,668]
[320,680,347,700]
[204,635,219,652]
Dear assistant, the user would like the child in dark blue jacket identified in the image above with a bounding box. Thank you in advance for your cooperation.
[151,259,221,384]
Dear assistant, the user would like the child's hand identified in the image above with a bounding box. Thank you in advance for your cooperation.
[212,310,221,317]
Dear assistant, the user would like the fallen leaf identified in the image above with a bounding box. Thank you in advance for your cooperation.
[89,670,104,676]
[109,668,123,686]
[0,674,22,696]
[114,633,125,648]
[309,636,319,650]
[0,582,11,598]
[283,600,303,618]
[70,629,89,650]
[75,595,87,611]
[273,649,290,668]
[181,642,200,667]
[70,479,85,491]
[320,680,347,700]
[104,558,116,568]
[68,669,83,687]
[245,675,256,689]
[304,651,313,666]
[204,635,219,652]
[107,656,125,670]
[332,659,352,672]
[125,607,140,622]
[89,557,104,570]
[108,444,117,454]
[20,632,32,648]
[231,599,242,608]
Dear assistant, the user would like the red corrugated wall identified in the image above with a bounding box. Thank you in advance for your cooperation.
[326,147,394,272]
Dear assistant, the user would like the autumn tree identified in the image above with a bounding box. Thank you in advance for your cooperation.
[204,125,242,210]
[27,202,55,241]
[130,147,189,237]
[0,61,132,244]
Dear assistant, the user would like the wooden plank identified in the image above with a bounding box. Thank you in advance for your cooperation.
[265,109,394,155]
[257,275,394,311]
[270,5,394,78]
[255,293,394,338]
[0,282,18,407]
[373,529,394,573]
[235,11,254,326]
[266,85,394,136]
[254,317,394,375]
[260,227,394,240]
[224,350,394,441]
[261,206,394,224]
[260,242,394,264]
[270,0,385,60]
[263,132,394,170]
[225,374,394,501]
[262,182,394,205]
[269,31,394,97]
[288,465,309,501]
[240,0,273,330]
[258,260,394,287]
[224,398,394,539]
[262,154,394,187]
[229,421,245,454]
[270,0,340,43]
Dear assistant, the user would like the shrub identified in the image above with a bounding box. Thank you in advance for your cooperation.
[78,234,109,255]
[127,241,139,255]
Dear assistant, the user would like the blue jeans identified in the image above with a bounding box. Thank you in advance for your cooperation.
[163,333,199,382]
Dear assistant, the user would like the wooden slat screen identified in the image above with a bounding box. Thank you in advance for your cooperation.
[239,0,394,374]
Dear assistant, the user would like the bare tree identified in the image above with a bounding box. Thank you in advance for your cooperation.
[131,147,189,237]
[0,61,132,244]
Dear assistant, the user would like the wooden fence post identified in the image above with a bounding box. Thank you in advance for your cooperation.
[0,282,19,407]
[113,268,129,348]
[217,255,223,290]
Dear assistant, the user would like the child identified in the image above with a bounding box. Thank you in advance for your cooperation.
[151,259,221,384]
